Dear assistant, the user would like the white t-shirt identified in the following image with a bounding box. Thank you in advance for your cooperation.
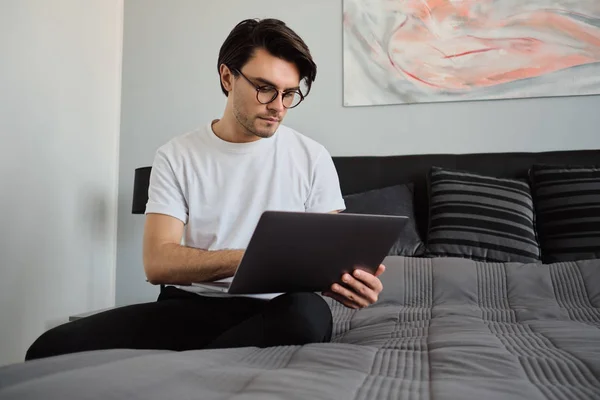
[145,120,346,297]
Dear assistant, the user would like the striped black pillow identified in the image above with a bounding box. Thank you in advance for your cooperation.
[426,167,541,263]
[529,164,600,263]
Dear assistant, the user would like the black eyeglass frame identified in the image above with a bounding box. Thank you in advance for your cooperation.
[232,68,305,109]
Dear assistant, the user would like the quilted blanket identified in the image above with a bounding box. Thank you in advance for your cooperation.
[1,256,600,400]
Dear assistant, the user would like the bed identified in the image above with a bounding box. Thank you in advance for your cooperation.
[2,149,599,399]
[1,256,600,399]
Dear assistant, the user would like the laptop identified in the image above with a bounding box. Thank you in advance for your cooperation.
[191,211,408,295]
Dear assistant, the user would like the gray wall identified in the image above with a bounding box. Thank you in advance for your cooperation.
[0,0,122,365]
[116,0,600,305]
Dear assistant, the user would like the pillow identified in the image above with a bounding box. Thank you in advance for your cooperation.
[529,164,600,263]
[342,184,425,256]
[425,167,541,263]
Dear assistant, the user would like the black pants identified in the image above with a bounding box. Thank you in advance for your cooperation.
[25,287,332,361]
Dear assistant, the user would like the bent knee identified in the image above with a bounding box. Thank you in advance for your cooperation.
[268,292,332,344]
[25,320,83,361]
[26,327,63,361]
[287,292,330,311]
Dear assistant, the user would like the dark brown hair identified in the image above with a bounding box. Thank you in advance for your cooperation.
[217,18,317,97]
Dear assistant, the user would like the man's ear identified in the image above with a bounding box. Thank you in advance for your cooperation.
[220,64,234,94]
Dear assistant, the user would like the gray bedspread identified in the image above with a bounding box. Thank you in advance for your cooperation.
[2,256,600,399]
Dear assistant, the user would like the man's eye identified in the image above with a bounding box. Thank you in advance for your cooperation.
[258,87,276,93]
[283,92,296,98]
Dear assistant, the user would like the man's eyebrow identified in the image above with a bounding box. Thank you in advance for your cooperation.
[255,77,300,91]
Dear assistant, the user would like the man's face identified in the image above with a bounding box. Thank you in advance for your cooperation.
[230,48,301,139]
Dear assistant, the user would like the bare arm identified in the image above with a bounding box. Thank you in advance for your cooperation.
[143,213,244,285]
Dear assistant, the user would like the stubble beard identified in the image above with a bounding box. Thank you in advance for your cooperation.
[232,98,279,140]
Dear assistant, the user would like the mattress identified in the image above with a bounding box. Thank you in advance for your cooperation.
[1,256,600,399]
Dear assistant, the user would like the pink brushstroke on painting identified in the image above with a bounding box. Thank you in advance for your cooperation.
[343,0,600,105]
[388,0,600,89]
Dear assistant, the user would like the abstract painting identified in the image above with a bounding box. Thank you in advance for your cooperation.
[343,0,600,106]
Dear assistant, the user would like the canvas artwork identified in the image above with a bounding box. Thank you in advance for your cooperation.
[343,0,600,106]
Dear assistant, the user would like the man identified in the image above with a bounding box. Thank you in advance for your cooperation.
[25,18,385,361]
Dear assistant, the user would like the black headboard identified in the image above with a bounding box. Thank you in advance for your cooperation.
[332,149,600,237]
[133,149,600,238]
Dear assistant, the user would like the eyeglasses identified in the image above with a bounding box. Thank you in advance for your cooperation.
[233,68,304,109]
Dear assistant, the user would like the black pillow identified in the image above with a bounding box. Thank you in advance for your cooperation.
[425,167,541,263]
[529,164,600,263]
[342,184,424,256]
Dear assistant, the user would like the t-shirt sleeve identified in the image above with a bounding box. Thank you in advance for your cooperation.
[144,147,189,224]
[305,147,346,213]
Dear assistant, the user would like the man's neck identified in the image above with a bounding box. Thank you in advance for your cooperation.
[211,116,260,144]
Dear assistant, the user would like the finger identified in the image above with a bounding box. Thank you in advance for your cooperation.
[323,291,360,309]
[342,273,379,304]
[352,269,383,294]
[331,282,371,308]
[375,264,386,277]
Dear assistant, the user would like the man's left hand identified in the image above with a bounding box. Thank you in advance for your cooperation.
[323,264,385,309]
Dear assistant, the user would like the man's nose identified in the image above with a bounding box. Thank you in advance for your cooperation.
[268,93,285,112]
